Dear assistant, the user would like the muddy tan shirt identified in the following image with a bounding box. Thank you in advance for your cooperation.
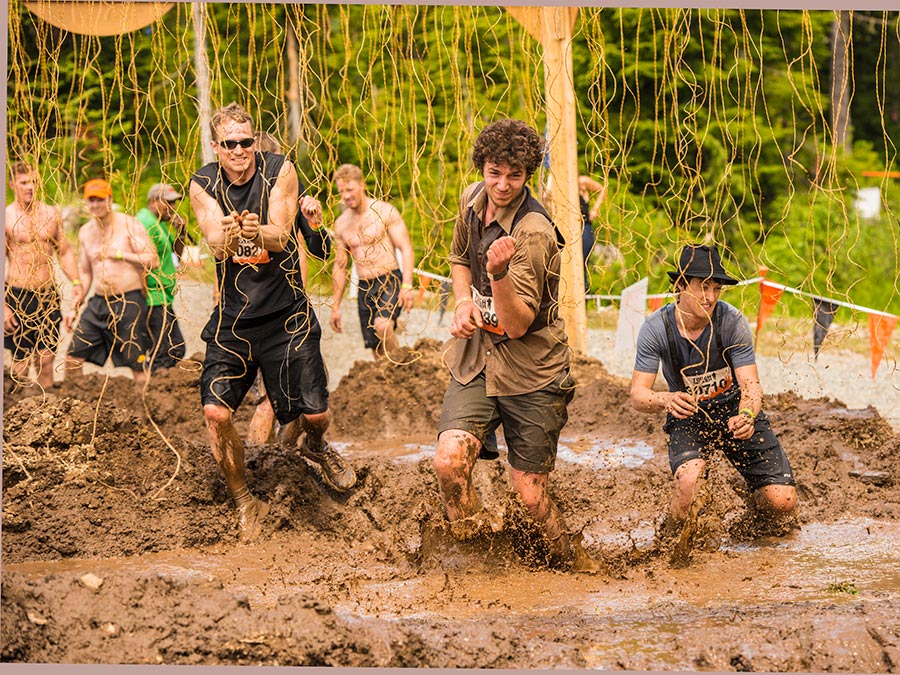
[443,182,570,397]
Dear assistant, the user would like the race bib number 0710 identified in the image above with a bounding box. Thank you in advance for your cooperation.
[683,366,732,401]
[471,286,505,336]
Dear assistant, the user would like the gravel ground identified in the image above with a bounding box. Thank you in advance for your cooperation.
[43,274,900,433]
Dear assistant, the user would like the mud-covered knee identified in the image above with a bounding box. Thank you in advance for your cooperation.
[204,404,232,427]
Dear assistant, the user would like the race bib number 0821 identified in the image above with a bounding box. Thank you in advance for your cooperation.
[232,238,270,265]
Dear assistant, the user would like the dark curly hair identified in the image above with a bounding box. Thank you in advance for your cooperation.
[472,119,545,177]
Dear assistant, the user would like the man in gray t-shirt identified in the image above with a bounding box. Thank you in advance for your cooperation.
[630,244,798,536]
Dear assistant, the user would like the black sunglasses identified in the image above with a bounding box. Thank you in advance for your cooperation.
[217,137,255,150]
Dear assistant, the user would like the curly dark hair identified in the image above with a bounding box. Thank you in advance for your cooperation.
[472,119,545,177]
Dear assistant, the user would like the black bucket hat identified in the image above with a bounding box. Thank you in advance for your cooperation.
[667,244,739,285]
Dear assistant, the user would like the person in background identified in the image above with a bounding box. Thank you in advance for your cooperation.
[330,164,416,360]
[578,175,606,293]
[64,178,159,386]
[137,182,188,371]
[5,161,84,388]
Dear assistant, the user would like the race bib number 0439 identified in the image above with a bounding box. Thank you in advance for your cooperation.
[232,238,270,265]
[471,286,505,336]
[683,366,732,401]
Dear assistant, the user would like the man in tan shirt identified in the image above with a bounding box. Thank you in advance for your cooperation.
[330,164,415,360]
[433,119,583,569]
[5,161,84,388]
[64,179,159,385]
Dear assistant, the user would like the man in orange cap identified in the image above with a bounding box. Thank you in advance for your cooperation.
[63,178,159,385]
[630,243,798,537]
[4,160,84,388]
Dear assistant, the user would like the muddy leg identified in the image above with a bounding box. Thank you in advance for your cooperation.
[246,396,276,445]
[35,350,55,389]
[434,430,482,526]
[204,403,268,543]
[752,484,799,534]
[373,316,401,361]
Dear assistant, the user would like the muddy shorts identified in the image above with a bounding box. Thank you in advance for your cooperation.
[68,291,149,370]
[200,299,329,425]
[664,406,795,492]
[437,368,575,474]
[356,269,402,350]
[4,286,62,360]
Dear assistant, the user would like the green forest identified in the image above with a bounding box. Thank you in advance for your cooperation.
[7,3,900,316]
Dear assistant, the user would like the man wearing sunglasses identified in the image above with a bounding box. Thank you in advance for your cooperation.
[189,102,357,544]
[136,183,188,371]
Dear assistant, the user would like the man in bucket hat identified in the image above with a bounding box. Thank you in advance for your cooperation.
[630,244,798,538]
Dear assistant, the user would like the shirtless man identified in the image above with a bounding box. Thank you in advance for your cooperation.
[330,164,415,359]
[64,179,159,385]
[4,162,84,388]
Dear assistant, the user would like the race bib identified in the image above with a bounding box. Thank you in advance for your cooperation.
[683,365,732,401]
[471,286,505,336]
[232,238,270,265]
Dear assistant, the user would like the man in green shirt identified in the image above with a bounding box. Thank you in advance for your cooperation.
[137,183,187,371]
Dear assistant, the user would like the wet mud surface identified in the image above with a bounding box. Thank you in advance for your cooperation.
[3,340,900,669]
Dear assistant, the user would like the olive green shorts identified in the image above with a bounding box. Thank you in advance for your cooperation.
[438,368,575,474]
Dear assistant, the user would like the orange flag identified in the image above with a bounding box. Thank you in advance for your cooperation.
[757,280,783,335]
[647,296,664,313]
[868,313,898,378]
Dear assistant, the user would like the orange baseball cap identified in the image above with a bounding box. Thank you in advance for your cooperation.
[84,178,112,199]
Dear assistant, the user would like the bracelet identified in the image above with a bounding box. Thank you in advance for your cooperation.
[739,407,756,419]
[487,267,509,282]
[454,297,474,310]
[115,249,123,260]
[401,283,413,290]
[71,279,82,286]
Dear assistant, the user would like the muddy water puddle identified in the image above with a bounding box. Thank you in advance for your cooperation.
[371,435,655,470]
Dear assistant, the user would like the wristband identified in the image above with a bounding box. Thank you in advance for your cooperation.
[487,267,508,282]
[454,297,474,310]
[401,283,413,290]
[71,279,82,286]
[115,249,123,260]
[739,407,756,420]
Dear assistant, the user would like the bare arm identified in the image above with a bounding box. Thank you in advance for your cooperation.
[448,262,483,339]
[630,370,698,418]
[64,234,94,331]
[485,236,535,340]
[52,212,85,310]
[329,228,350,333]
[257,160,299,253]
[190,181,238,260]
[121,217,160,269]
[386,205,415,310]
[728,363,764,440]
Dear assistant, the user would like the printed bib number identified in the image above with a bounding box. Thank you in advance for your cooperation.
[471,286,505,336]
[232,238,270,265]
[683,366,732,401]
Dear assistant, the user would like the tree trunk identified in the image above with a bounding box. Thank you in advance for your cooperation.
[192,2,214,165]
[830,11,852,154]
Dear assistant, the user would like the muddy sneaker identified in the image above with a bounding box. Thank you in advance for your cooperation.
[237,496,270,544]
[299,439,357,492]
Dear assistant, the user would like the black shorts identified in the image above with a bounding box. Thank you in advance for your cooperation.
[67,291,149,370]
[4,286,62,360]
[146,304,186,371]
[356,269,402,350]
[437,369,575,474]
[200,299,329,425]
[664,404,795,492]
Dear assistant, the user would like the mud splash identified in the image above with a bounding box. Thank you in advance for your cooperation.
[3,341,900,669]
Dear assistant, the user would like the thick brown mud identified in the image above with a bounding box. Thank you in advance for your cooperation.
[3,340,900,669]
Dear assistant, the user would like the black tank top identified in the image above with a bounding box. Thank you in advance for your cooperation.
[191,152,303,322]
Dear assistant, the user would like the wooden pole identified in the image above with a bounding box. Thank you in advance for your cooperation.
[192,2,214,165]
[505,6,586,353]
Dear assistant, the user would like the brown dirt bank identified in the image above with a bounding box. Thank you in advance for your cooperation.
[3,340,900,669]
